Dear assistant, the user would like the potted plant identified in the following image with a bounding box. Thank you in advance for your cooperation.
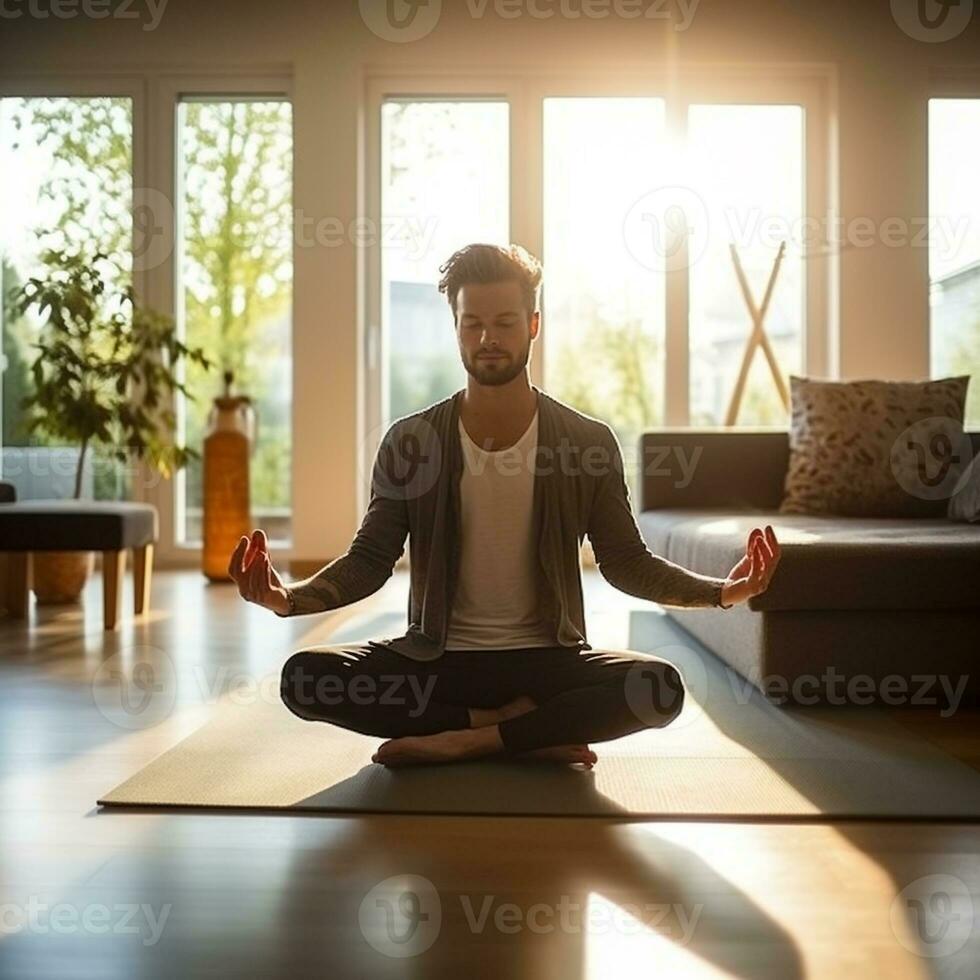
[6,246,212,603]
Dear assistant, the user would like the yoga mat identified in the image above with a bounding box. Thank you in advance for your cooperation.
[98,611,980,818]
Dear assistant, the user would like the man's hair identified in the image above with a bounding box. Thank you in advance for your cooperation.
[437,243,542,321]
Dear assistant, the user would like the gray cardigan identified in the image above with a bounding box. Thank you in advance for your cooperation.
[280,384,727,661]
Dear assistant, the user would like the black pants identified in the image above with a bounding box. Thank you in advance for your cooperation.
[280,642,685,754]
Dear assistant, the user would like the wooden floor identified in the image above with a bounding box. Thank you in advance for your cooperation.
[1,567,978,979]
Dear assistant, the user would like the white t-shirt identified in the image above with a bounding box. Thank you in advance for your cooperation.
[444,408,557,651]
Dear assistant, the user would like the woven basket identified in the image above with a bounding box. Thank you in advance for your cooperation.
[32,551,95,604]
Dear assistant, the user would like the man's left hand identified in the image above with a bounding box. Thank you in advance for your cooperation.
[720,525,781,607]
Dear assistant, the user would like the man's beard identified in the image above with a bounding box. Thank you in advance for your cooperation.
[463,341,530,387]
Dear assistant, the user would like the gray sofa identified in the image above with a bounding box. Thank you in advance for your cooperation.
[637,430,980,708]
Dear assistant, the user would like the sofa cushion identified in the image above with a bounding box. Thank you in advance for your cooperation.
[780,375,971,519]
[0,500,158,551]
[638,508,980,611]
[949,454,980,523]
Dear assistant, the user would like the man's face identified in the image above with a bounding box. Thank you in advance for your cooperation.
[455,280,539,387]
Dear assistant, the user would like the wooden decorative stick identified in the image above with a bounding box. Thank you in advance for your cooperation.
[725,241,790,426]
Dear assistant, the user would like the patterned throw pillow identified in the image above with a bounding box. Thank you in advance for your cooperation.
[780,375,971,517]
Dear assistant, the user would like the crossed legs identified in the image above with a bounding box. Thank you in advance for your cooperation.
[280,642,685,767]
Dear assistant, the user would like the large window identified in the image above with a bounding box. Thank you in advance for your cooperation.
[687,104,804,426]
[543,97,668,484]
[174,98,294,546]
[380,100,509,427]
[0,96,133,501]
[369,80,820,523]
[541,98,804,481]
[929,98,980,426]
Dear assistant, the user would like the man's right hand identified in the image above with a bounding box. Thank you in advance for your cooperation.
[228,529,291,616]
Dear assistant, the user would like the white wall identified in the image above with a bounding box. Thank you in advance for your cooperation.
[2,0,978,566]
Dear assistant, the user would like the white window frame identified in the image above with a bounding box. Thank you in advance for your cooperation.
[150,73,293,566]
[0,72,146,499]
[0,69,296,567]
[661,71,831,423]
[363,74,525,512]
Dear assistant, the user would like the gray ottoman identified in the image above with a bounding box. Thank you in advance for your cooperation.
[0,491,158,631]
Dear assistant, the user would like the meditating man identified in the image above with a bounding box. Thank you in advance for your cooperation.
[229,243,781,768]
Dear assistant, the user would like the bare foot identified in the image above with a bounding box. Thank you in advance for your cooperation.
[516,744,597,768]
[469,694,537,729]
[372,726,503,767]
